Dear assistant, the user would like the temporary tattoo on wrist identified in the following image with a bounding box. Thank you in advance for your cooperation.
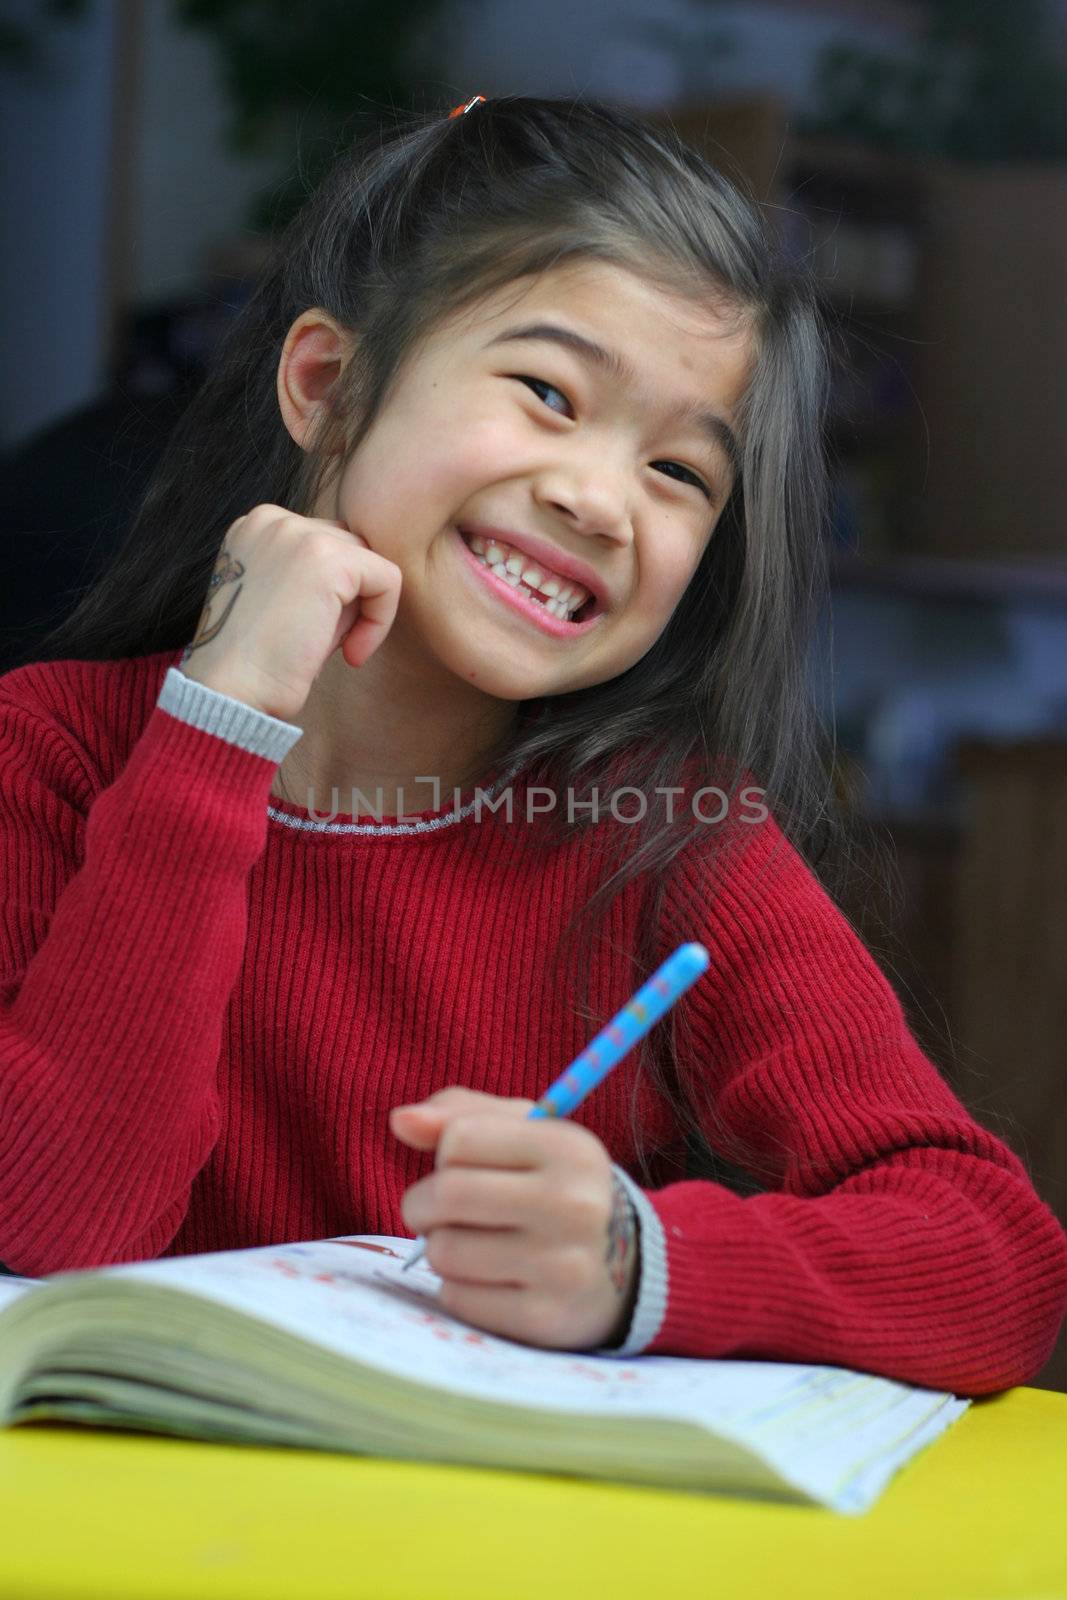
[186,550,245,652]
[605,1172,638,1296]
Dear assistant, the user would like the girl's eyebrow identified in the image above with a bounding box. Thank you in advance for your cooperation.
[483,319,740,471]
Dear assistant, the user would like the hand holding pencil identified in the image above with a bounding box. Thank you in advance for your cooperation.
[389,943,709,1351]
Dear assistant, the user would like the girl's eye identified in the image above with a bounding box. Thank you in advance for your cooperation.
[653,460,713,499]
[514,376,713,501]
[518,375,571,416]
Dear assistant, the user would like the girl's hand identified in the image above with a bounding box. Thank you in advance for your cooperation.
[390,1087,640,1351]
[181,504,403,721]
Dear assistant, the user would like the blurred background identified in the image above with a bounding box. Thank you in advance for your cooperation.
[2,0,1065,1388]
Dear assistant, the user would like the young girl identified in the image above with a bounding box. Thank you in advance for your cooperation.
[1,95,1064,1391]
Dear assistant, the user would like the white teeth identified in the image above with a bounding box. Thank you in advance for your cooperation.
[462,531,592,617]
[489,563,566,611]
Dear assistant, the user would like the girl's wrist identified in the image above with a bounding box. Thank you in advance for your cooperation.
[601,1179,641,1347]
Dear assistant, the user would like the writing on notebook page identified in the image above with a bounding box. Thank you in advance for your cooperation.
[255,1245,657,1394]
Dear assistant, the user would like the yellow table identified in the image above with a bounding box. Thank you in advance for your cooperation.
[2,1387,1065,1600]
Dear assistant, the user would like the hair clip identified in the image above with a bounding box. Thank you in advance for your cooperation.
[448,95,487,118]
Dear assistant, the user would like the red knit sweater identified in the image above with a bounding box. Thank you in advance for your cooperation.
[1,646,1064,1392]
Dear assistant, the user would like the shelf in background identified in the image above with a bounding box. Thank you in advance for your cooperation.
[789,134,931,195]
[830,552,1067,605]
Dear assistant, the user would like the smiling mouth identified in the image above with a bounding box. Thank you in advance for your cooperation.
[456,529,602,627]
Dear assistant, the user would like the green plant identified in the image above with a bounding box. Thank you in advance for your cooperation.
[806,0,1067,162]
[0,0,90,76]
[3,0,456,230]
[174,0,455,229]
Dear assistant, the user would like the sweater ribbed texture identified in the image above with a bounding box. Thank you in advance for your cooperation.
[1,646,1064,1391]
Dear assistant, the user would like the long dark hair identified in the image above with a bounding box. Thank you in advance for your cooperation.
[15,94,897,1191]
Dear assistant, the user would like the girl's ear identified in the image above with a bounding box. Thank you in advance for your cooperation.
[276,308,357,451]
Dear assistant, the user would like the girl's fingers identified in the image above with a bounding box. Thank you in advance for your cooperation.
[388,1105,445,1151]
[436,1112,547,1172]
[437,1281,532,1338]
[404,1167,534,1232]
[337,569,401,666]
[391,1089,536,1141]
[423,1224,528,1288]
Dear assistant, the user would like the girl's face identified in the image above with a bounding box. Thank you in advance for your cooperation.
[317,260,752,704]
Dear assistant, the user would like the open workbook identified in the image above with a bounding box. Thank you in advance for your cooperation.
[0,1233,969,1515]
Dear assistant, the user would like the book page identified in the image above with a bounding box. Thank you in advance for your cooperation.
[102,1233,967,1507]
[7,1235,969,1512]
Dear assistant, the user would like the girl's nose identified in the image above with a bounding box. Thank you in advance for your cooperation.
[532,464,632,547]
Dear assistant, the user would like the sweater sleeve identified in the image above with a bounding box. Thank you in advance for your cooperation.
[0,665,303,1276]
[603,811,1067,1395]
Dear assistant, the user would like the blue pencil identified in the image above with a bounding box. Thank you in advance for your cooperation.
[400,941,710,1272]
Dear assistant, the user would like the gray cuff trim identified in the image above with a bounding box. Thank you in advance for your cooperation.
[158,667,304,764]
[596,1164,668,1358]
